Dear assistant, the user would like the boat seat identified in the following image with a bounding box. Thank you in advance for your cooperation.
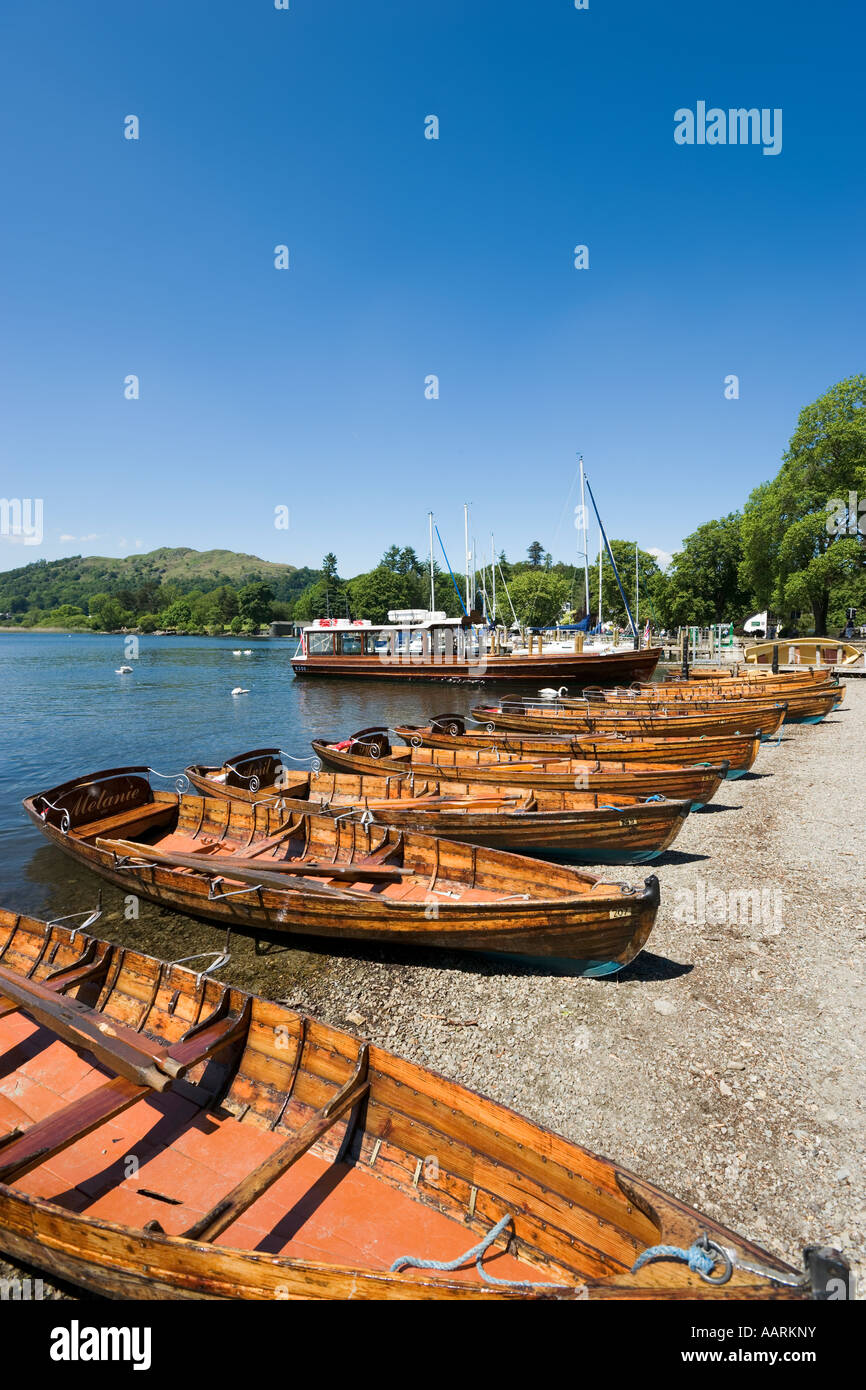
[76,803,176,843]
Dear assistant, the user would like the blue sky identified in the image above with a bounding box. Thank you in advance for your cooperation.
[1,0,863,577]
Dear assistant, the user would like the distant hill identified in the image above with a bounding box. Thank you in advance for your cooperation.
[0,547,320,621]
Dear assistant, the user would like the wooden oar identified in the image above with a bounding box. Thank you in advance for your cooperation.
[0,963,172,1091]
[95,838,411,888]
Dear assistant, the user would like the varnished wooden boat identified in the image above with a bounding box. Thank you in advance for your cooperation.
[744,638,862,667]
[313,734,728,809]
[395,717,762,779]
[23,768,661,974]
[185,752,692,864]
[658,668,837,689]
[470,699,786,741]
[584,685,844,725]
[0,909,844,1300]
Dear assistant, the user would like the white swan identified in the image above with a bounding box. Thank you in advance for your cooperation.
[538,685,567,699]
[231,687,250,696]
[115,665,133,674]
[242,649,253,655]
[232,650,242,656]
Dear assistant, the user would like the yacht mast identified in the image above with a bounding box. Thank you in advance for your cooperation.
[579,456,590,617]
[428,511,435,612]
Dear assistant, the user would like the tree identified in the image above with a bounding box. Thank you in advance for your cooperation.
[237,581,274,628]
[348,566,416,624]
[507,572,569,628]
[656,515,754,627]
[88,593,129,630]
[740,375,866,633]
[526,541,544,568]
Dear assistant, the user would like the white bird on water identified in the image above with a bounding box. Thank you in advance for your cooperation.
[232,650,243,656]
[115,665,133,674]
[231,687,250,696]
[538,685,567,699]
[242,649,253,655]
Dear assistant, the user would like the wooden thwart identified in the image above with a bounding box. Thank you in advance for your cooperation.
[96,837,410,886]
[183,1045,370,1243]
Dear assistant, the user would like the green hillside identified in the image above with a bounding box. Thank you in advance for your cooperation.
[0,547,320,630]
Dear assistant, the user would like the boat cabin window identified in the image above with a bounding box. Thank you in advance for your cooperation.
[308,632,335,655]
[339,633,363,654]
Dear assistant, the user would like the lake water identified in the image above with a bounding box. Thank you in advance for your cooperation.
[0,632,494,928]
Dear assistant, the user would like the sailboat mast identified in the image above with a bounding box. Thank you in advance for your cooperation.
[491,533,496,623]
[635,542,640,636]
[579,456,590,617]
[464,504,471,612]
[598,531,602,627]
[428,511,435,612]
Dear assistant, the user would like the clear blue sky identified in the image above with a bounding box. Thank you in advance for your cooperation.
[1,0,863,577]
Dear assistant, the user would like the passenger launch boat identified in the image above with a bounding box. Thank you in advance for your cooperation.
[0,908,848,1299]
[185,750,692,864]
[23,768,661,974]
[291,614,662,685]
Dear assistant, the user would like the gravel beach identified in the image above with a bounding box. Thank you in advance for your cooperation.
[3,680,863,1299]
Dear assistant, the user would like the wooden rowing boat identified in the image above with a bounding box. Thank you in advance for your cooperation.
[312,734,728,809]
[394,717,762,778]
[185,753,692,864]
[0,908,843,1299]
[23,768,661,974]
[656,669,837,690]
[469,699,787,741]
[583,685,844,725]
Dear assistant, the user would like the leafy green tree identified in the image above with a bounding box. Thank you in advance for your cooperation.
[237,582,274,628]
[740,375,866,633]
[348,566,416,623]
[656,515,753,627]
[507,572,569,628]
[88,594,130,630]
[526,541,544,568]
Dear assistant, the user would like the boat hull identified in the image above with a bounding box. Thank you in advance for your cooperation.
[0,909,832,1300]
[291,647,663,685]
[23,782,660,974]
[394,724,762,777]
[313,740,729,810]
[185,763,692,865]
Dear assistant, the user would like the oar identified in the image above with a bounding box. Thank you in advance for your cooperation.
[95,837,411,887]
[0,963,171,1091]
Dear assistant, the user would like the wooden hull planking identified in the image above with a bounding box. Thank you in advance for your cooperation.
[0,909,834,1300]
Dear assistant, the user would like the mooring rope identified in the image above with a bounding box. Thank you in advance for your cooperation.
[631,1241,725,1282]
[390,1213,552,1288]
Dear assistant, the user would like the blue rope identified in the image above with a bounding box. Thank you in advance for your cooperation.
[631,1242,717,1277]
[390,1212,552,1288]
[643,794,665,802]
[599,803,626,811]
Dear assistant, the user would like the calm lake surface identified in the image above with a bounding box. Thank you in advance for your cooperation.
[0,631,666,985]
[0,633,520,954]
